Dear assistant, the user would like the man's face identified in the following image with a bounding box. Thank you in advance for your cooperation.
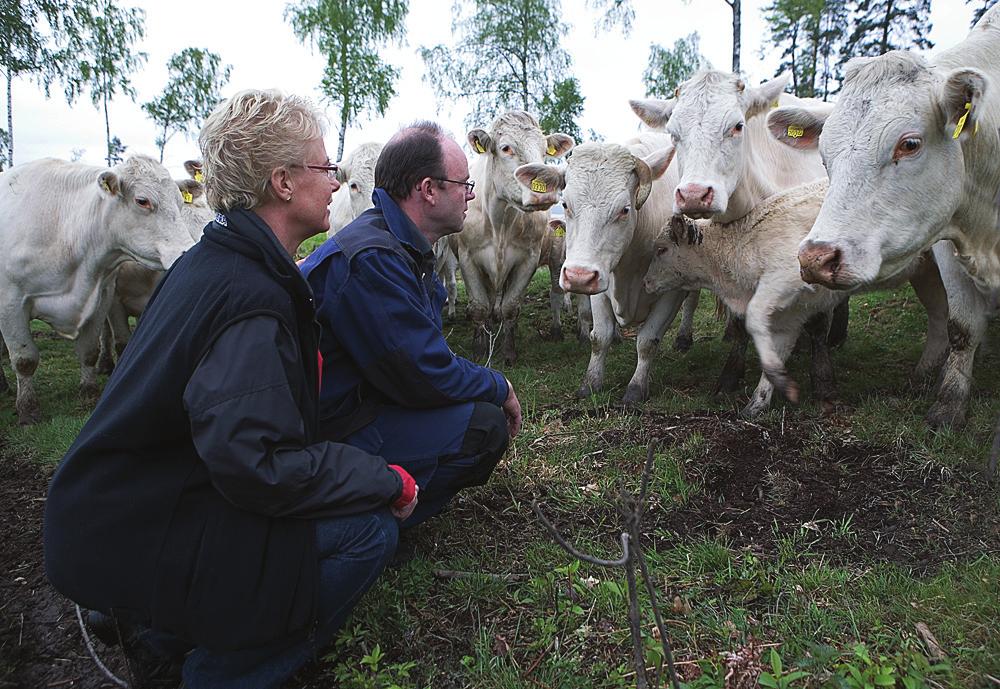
[433,138,475,237]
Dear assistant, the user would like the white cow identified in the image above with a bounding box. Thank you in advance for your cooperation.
[515,134,687,404]
[0,155,194,424]
[771,5,1000,429]
[457,111,574,364]
[541,217,593,342]
[644,180,947,417]
[328,141,383,234]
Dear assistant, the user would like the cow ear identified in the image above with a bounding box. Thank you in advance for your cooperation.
[548,218,566,237]
[629,98,676,129]
[767,105,828,150]
[668,214,688,246]
[745,73,791,119]
[641,144,675,181]
[334,162,348,184]
[177,178,203,203]
[98,170,122,197]
[940,68,987,141]
[183,159,204,183]
[514,162,564,194]
[467,129,492,155]
[545,133,574,158]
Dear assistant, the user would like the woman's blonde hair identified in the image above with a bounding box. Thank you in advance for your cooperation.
[199,89,326,212]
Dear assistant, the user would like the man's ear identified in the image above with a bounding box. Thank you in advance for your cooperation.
[514,163,565,195]
[468,129,493,155]
[940,68,987,141]
[633,145,674,210]
[744,73,790,119]
[767,104,830,150]
[629,97,676,129]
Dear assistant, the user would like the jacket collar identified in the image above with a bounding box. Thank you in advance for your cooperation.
[372,188,433,257]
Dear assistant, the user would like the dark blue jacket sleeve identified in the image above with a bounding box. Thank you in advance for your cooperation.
[319,249,508,408]
[182,315,402,518]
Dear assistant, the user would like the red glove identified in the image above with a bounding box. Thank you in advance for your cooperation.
[388,465,417,510]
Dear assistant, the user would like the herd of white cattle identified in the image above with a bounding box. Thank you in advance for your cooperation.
[0,6,997,460]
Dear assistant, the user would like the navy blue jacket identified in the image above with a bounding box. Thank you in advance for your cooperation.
[300,189,507,437]
[44,209,400,651]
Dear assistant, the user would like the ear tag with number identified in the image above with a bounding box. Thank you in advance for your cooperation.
[530,178,547,193]
[553,226,565,237]
[771,100,779,108]
[182,190,193,204]
[787,125,804,138]
[474,141,485,154]
[547,143,557,156]
[194,171,205,183]
[953,102,972,139]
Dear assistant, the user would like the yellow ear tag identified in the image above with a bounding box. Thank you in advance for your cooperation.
[194,170,204,183]
[100,179,111,193]
[181,190,193,204]
[771,100,779,108]
[553,226,565,237]
[787,125,804,138]
[953,102,972,139]
[530,178,547,193]
[547,144,557,156]
[475,141,485,154]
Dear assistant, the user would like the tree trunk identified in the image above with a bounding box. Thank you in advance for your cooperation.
[790,23,799,96]
[879,0,894,54]
[810,19,820,97]
[338,111,347,162]
[730,0,741,73]
[103,90,112,167]
[6,70,13,167]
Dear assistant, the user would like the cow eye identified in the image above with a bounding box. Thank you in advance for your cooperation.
[562,202,573,218]
[350,182,360,192]
[655,245,668,256]
[732,122,745,135]
[135,196,152,209]
[619,206,631,218]
[500,144,513,155]
[893,136,922,161]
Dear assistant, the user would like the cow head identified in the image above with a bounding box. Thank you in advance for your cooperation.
[468,111,574,212]
[100,155,195,270]
[631,70,789,221]
[183,159,205,183]
[643,215,707,295]
[176,178,212,241]
[769,52,989,289]
[516,141,675,294]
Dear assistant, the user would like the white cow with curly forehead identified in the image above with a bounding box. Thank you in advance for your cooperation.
[456,111,574,364]
[0,155,194,424]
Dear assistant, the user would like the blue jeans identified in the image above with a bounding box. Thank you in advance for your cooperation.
[343,402,508,528]
[181,508,398,689]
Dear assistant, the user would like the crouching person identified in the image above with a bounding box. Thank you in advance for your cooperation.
[43,89,418,689]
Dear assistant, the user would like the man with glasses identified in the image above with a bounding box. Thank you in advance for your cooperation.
[299,121,520,559]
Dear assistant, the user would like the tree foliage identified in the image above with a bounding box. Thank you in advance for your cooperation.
[57,0,147,167]
[538,77,584,144]
[840,0,932,69]
[419,0,572,129]
[587,0,634,35]
[968,0,997,26]
[763,0,846,99]
[643,32,708,98]
[285,0,407,160]
[143,48,232,163]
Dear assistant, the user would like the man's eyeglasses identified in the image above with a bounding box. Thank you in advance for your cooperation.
[292,163,340,180]
[432,177,475,193]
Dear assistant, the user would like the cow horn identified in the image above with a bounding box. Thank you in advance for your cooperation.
[634,158,653,210]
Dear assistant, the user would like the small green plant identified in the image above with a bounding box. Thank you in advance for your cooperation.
[329,643,420,689]
[833,643,951,689]
[758,649,809,689]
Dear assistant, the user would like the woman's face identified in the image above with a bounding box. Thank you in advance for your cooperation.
[289,138,340,236]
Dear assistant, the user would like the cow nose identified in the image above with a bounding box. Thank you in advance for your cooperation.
[798,241,842,286]
[675,183,714,210]
[562,266,600,294]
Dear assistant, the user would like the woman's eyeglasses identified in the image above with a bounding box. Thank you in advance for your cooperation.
[292,163,340,180]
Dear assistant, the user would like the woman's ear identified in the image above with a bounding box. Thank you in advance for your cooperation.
[270,166,294,202]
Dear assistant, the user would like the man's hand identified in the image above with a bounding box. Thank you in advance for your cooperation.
[503,378,522,438]
[391,484,419,520]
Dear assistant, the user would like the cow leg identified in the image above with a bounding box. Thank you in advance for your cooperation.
[76,319,104,401]
[0,339,9,395]
[805,309,838,414]
[745,296,802,409]
[576,294,593,344]
[742,326,799,419]
[0,309,42,425]
[623,290,686,405]
[926,243,988,430]
[97,319,115,375]
[908,250,949,383]
[459,250,494,362]
[547,269,564,341]
[498,252,541,365]
[673,290,700,352]
[97,299,129,375]
[578,293,616,397]
[444,252,459,319]
[826,298,850,348]
[714,312,749,395]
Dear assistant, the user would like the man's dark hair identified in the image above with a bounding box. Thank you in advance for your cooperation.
[375,121,447,200]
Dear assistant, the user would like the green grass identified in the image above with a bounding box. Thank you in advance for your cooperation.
[3,268,999,688]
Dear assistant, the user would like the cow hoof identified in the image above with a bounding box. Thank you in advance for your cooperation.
[713,373,743,396]
[819,399,839,416]
[80,382,101,402]
[549,326,564,342]
[17,405,42,426]
[576,383,600,398]
[621,385,648,407]
[740,401,767,419]
[673,333,693,353]
[925,404,967,431]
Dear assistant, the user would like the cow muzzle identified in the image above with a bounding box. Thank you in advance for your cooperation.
[674,183,718,218]
[798,240,849,289]
[561,265,602,294]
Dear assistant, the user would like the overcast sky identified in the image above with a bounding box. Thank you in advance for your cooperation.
[7,0,974,178]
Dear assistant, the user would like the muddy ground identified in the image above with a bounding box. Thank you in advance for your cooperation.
[3,411,998,688]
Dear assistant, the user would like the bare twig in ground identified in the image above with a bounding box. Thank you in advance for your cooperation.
[431,569,527,583]
[915,622,947,663]
[533,443,681,689]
